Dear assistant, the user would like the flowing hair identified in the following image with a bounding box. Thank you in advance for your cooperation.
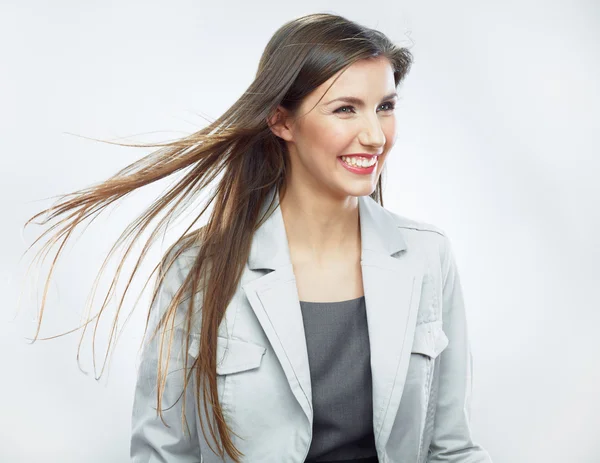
[21,12,413,462]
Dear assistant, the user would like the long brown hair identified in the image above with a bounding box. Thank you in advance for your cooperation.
[21,12,413,462]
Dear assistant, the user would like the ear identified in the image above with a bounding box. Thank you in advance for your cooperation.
[267,105,294,142]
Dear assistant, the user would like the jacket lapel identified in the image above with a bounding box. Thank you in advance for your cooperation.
[241,186,425,451]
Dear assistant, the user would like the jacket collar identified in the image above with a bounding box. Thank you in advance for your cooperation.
[247,185,407,270]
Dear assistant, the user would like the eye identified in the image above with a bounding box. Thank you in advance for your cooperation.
[333,101,396,114]
[334,105,356,114]
[380,101,396,111]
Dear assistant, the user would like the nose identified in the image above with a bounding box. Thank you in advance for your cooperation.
[358,114,386,149]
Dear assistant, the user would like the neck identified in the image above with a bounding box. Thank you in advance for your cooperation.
[278,185,361,264]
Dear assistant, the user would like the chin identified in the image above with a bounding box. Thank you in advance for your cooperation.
[340,182,377,198]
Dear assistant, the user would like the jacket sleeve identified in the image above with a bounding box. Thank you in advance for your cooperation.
[427,235,493,463]
[130,250,202,462]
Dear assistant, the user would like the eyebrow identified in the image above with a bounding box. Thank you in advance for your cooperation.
[325,92,398,105]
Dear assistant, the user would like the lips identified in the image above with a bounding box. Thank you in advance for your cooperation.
[337,155,377,174]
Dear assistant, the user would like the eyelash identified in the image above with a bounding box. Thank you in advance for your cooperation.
[333,101,396,114]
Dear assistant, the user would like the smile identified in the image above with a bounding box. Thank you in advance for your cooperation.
[337,156,378,175]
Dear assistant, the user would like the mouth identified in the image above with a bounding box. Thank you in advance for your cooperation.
[337,154,380,168]
[337,154,379,173]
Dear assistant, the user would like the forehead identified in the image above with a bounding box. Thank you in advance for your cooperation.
[309,56,396,104]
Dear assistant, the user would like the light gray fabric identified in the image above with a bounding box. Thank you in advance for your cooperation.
[299,295,378,462]
[130,185,494,462]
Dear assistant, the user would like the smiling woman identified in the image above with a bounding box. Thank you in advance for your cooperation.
[21,11,492,463]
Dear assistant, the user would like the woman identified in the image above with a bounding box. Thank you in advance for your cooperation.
[23,12,492,463]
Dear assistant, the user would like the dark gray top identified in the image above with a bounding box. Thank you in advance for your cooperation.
[299,295,379,463]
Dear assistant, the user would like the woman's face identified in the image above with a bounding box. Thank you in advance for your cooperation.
[270,56,399,200]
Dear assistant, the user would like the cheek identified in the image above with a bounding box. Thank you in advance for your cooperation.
[383,118,398,146]
[304,119,354,153]
[319,121,357,151]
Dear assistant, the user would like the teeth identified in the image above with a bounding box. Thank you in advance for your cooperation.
[340,156,377,168]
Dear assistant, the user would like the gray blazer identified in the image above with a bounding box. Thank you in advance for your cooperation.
[130,186,493,463]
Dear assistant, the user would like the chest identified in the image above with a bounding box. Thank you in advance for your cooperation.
[291,254,364,303]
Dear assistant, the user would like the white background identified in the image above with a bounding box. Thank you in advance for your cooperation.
[1,1,598,462]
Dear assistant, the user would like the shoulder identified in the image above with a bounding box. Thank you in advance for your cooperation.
[388,211,447,236]
[156,232,204,293]
[387,209,449,245]
[150,233,206,329]
[385,209,454,275]
[161,228,206,267]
